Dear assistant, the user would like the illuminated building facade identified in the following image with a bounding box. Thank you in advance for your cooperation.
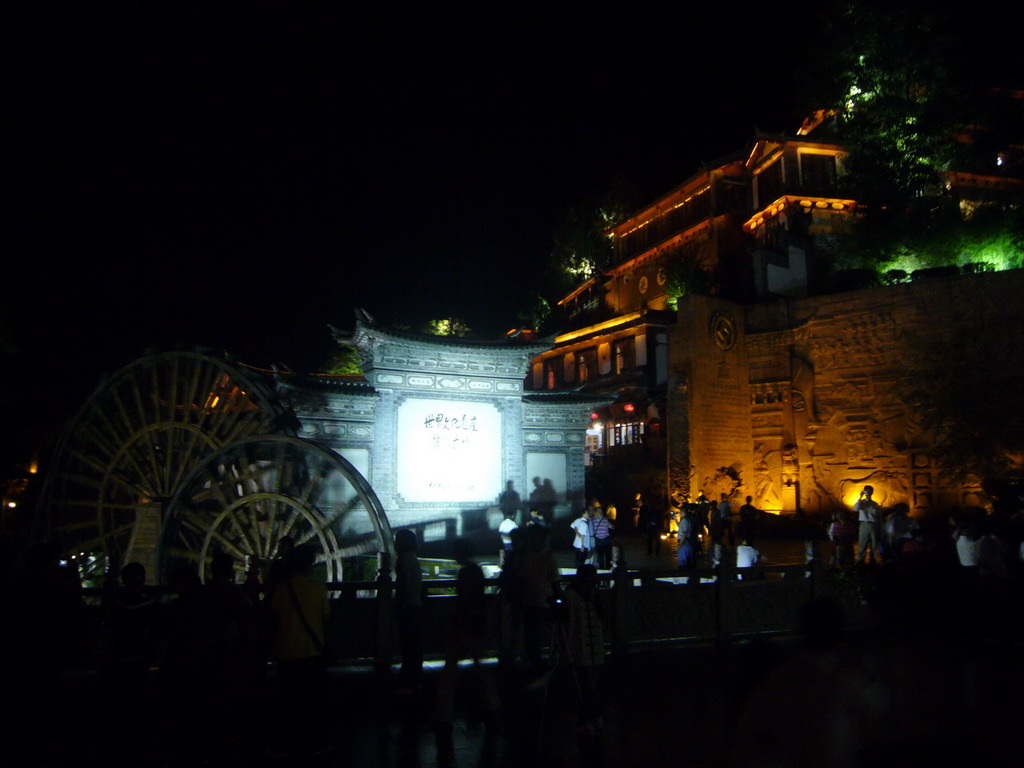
[36,315,609,580]
[286,311,607,538]
[527,118,853,478]
[669,268,1024,515]
[531,112,1023,515]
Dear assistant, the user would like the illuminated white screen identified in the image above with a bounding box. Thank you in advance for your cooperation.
[397,398,502,503]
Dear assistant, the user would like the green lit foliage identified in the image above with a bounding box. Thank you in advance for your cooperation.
[663,244,716,309]
[898,312,1024,483]
[423,317,472,337]
[550,206,614,286]
[548,179,640,293]
[809,4,1023,271]
[956,204,1024,271]
[517,294,552,333]
[322,345,364,376]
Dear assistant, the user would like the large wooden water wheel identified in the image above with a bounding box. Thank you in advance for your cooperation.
[36,349,291,581]
[160,434,394,583]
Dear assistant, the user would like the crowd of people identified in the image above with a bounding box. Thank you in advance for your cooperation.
[3,477,1023,765]
[514,482,1024,587]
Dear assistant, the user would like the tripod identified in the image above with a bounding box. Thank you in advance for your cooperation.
[536,597,603,750]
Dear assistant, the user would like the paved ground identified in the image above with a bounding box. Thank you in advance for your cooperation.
[8,534,1021,767]
[17,624,1021,768]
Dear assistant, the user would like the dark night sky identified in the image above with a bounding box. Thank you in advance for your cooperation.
[5,3,1015,461]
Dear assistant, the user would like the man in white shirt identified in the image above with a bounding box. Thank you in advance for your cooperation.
[736,539,760,580]
[571,509,595,567]
[854,485,882,564]
[498,511,519,567]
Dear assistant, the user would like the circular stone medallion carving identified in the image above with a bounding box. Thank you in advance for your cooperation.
[710,311,737,351]
[638,275,649,294]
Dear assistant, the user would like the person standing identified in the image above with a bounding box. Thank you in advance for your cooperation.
[677,506,695,570]
[854,485,882,565]
[498,480,522,520]
[736,539,761,580]
[709,499,726,566]
[269,544,330,756]
[562,565,606,735]
[517,524,561,676]
[526,507,549,535]
[828,509,856,567]
[641,495,663,556]
[592,507,614,570]
[738,496,760,544]
[571,508,595,568]
[435,539,498,764]
[631,492,643,530]
[498,510,519,567]
[719,493,735,548]
[394,529,425,690]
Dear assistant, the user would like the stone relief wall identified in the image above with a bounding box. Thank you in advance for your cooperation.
[667,271,1024,515]
[739,270,1024,515]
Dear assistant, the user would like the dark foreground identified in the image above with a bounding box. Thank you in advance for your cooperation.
[4,619,1021,768]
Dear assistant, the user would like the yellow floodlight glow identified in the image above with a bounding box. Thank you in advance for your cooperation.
[554,312,644,344]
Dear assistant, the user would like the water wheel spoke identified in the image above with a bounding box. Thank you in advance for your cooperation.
[106,382,141,445]
[169,428,207,494]
[332,540,379,559]
[167,353,181,425]
[38,351,291,580]
[224,502,260,555]
[117,384,166,493]
[53,518,102,534]
[206,529,251,562]
[76,414,126,464]
[66,448,121,485]
[101,469,157,505]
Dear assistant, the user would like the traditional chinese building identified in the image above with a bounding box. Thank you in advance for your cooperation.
[37,311,609,579]
[526,118,853,490]
[530,111,1023,516]
[283,311,609,539]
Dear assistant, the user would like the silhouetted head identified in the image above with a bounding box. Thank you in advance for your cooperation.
[453,537,475,565]
[526,523,548,549]
[576,563,598,585]
[169,562,200,593]
[395,528,418,554]
[121,561,146,588]
[210,550,235,583]
[289,543,317,574]
[277,535,295,558]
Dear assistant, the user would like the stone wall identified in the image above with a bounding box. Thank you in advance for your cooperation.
[669,269,1024,515]
[291,319,604,542]
[667,295,753,502]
